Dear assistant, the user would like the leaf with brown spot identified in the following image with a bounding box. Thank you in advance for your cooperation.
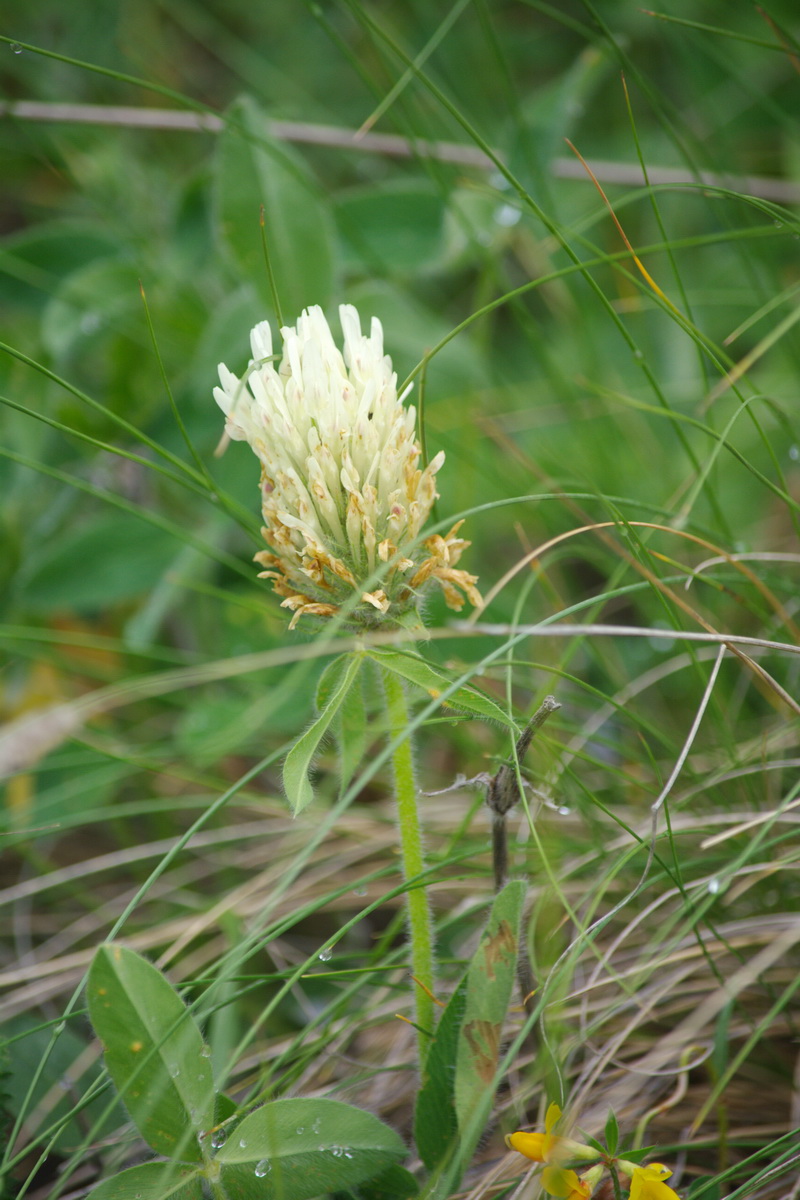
[454,880,525,1133]
[481,919,516,980]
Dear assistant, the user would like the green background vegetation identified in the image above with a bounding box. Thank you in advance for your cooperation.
[1,3,799,1198]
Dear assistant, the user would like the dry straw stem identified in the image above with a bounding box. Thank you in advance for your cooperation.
[3,617,799,779]
[468,518,800,717]
[2,100,800,203]
[3,620,798,782]
[5,739,796,1169]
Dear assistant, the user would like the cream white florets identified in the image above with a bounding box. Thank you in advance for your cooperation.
[214,304,480,628]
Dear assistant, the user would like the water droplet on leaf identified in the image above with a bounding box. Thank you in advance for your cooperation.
[255,1159,271,1177]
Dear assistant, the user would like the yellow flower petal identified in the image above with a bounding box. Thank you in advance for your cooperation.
[505,1131,550,1162]
[542,1165,591,1199]
[628,1163,681,1200]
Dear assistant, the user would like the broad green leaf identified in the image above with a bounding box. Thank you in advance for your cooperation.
[283,653,363,814]
[334,183,445,275]
[215,1096,407,1200]
[366,649,517,733]
[19,515,181,613]
[41,257,141,361]
[348,1163,420,1200]
[214,95,336,318]
[4,1014,112,1152]
[0,221,119,310]
[454,880,525,1132]
[413,975,468,1172]
[84,1162,205,1200]
[87,944,214,1161]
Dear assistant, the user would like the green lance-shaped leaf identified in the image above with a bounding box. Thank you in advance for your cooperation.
[315,652,368,786]
[284,654,364,814]
[214,95,336,318]
[413,975,468,1172]
[366,649,518,733]
[454,880,526,1133]
[84,1162,205,1200]
[604,1108,619,1156]
[215,1096,407,1200]
[87,944,214,1161]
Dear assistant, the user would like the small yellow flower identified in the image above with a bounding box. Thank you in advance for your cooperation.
[541,1165,592,1199]
[213,305,480,629]
[505,1102,598,1165]
[620,1162,681,1200]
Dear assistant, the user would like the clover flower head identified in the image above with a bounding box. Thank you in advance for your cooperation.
[619,1162,681,1200]
[213,304,481,629]
[505,1102,598,1166]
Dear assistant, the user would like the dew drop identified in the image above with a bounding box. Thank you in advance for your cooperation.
[10,42,23,54]
[311,1118,322,1134]
[296,1126,305,1134]
[331,1145,344,1158]
[352,885,367,897]
[344,1150,355,1159]
[200,1044,212,1058]
[211,1128,227,1149]
[239,1137,248,1149]
[168,1064,180,1078]
[789,445,799,462]
[80,311,101,334]
[255,1159,271,1177]
[707,877,721,895]
[318,947,332,962]
[632,348,644,361]
[557,805,571,816]
[495,203,521,227]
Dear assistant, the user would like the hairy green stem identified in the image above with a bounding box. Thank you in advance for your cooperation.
[382,667,435,1059]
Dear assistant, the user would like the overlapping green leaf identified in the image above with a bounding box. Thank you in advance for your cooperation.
[413,975,468,1171]
[87,945,214,1161]
[84,1162,205,1200]
[215,1097,407,1200]
[214,95,336,318]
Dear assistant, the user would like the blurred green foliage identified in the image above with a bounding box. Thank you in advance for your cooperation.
[2,4,800,1194]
